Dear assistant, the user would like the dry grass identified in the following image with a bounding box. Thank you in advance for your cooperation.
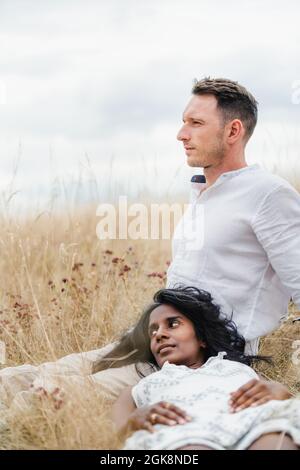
[0,204,299,449]
[0,206,171,449]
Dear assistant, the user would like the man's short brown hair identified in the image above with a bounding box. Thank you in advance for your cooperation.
[192,77,258,141]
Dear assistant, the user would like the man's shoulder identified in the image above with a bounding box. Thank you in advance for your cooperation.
[245,166,296,195]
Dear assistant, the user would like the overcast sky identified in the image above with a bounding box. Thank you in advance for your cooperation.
[0,0,300,213]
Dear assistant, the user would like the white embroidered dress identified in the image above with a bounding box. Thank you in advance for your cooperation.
[124,353,300,450]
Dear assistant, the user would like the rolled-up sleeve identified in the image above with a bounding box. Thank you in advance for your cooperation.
[251,183,300,309]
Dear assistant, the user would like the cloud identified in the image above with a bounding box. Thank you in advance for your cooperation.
[0,0,299,209]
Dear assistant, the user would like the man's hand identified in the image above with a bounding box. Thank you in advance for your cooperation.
[128,401,192,433]
[229,378,292,413]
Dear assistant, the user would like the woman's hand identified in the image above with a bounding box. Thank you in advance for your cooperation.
[229,378,292,413]
[128,401,192,433]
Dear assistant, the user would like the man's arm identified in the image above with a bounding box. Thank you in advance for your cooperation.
[0,343,116,404]
[251,183,300,309]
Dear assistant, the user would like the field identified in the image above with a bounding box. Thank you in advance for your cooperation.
[0,204,299,449]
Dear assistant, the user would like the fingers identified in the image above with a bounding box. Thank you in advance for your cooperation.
[160,402,192,423]
[146,402,192,427]
[229,379,266,411]
[143,421,155,433]
[230,379,259,402]
[230,392,271,412]
[249,396,271,408]
[231,380,292,407]
[149,411,178,427]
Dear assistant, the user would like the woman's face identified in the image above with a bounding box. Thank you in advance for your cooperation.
[148,304,205,368]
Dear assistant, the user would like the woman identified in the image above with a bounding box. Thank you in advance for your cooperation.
[94,286,300,450]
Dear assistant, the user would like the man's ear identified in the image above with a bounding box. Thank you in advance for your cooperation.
[227,119,244,143]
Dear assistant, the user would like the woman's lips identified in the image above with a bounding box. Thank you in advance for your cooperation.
[159,345,176,355]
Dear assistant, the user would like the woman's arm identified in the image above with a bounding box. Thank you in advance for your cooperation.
[112,386,137,435]
[229,376,292,412]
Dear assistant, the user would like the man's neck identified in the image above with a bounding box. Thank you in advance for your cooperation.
[203,158,248,187]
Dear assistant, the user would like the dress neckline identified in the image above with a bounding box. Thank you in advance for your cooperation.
[162,351,227,371]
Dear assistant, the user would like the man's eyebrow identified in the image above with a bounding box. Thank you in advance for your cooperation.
[148,315,182,331]
[182,116,205,123]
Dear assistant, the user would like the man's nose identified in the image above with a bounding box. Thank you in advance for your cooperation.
[177,124,189,142]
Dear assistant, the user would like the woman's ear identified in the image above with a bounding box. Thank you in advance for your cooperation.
[199,340,207,349]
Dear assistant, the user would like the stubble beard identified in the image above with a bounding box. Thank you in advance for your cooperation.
[187,139,226,168]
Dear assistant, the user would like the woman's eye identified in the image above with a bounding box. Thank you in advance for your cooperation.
[149,320,180,337]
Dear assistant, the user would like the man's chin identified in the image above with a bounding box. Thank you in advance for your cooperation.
[187,158,204,168]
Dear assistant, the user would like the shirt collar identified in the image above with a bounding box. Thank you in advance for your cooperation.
[190,164,260,185]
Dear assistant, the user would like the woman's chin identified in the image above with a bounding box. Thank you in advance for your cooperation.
[158,356,179,367]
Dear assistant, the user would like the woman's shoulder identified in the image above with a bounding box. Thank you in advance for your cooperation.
[203,352,259,378]
[134,352,258,384]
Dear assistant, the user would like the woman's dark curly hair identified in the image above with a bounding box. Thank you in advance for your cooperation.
[92,286,270,376]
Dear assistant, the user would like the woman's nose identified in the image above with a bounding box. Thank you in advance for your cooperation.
[155,326,169,341]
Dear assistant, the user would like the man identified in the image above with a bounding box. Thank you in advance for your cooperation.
[1,78,299,406]
[167,77,300,354]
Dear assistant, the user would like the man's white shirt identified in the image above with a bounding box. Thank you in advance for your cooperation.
[167,164,300,342]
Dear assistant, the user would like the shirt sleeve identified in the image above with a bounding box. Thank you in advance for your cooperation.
[251,183,300,309]
[0,344,118,404]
